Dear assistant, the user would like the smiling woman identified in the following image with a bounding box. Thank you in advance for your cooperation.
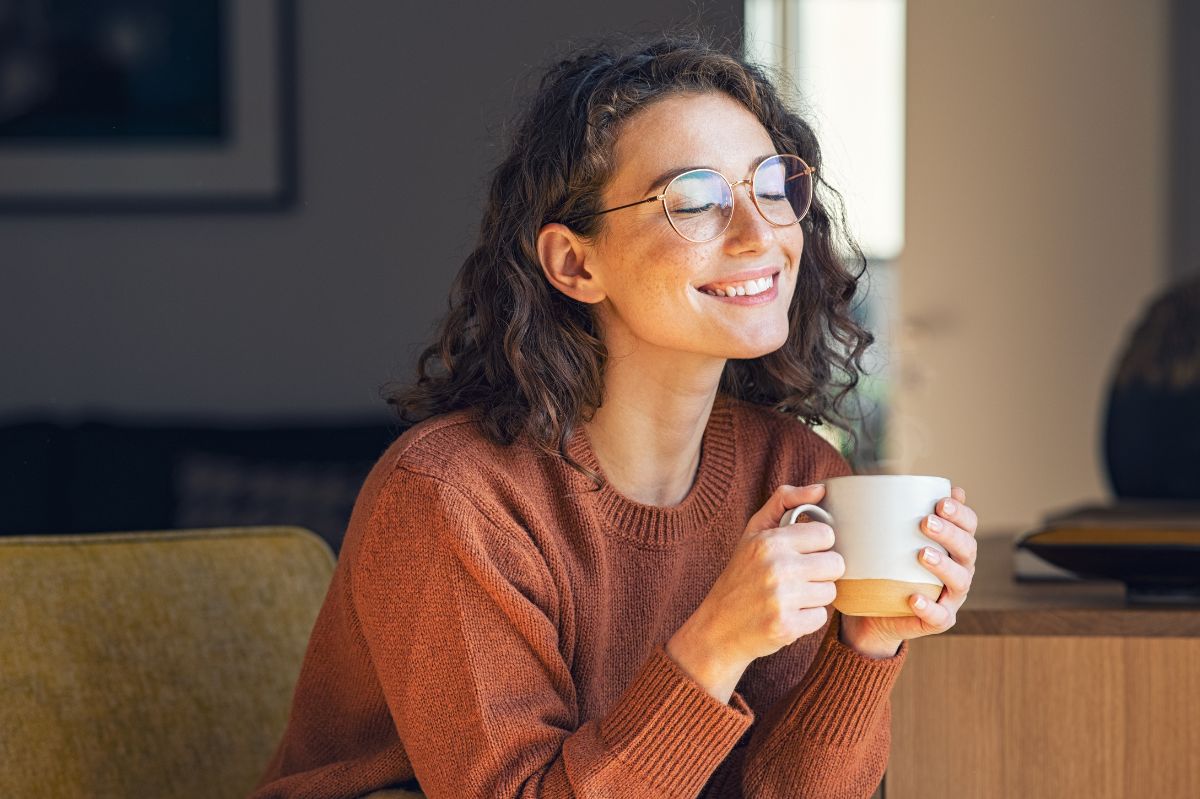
[384,35,876,491]
[252,30,903,799]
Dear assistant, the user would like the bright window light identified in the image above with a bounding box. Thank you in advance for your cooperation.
[745,0,906,261]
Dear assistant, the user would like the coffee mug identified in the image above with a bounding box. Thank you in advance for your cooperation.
[778,474,951,617]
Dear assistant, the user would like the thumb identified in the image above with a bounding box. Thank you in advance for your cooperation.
[746,483,826,536]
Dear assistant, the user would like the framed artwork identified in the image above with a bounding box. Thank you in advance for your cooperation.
[0,0,296,211]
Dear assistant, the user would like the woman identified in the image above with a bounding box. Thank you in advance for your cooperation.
[252,31,979,799]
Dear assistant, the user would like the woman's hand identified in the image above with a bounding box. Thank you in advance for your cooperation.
[838,485,979,658]
[666,483,843,702]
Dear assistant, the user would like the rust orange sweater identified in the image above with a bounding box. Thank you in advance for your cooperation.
[252,393,908,798]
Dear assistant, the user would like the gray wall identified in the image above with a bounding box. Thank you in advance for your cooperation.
[0,1,741,423]
[895,0,1170,532]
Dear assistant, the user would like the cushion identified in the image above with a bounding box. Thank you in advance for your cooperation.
[0,526,335,799]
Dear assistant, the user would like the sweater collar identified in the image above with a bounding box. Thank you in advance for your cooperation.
[565,393,738,547]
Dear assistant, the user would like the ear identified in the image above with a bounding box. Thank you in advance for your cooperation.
[536,223,606,304]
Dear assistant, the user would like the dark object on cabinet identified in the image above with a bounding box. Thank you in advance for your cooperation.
[1103,274,1200,500]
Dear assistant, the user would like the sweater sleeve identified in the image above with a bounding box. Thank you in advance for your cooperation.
[735,610,907,798]
[350,467,755,799]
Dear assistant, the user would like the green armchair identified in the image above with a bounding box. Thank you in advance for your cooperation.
[0,526,339,799]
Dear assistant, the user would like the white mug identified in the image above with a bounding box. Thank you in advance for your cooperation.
[779,474,951,617]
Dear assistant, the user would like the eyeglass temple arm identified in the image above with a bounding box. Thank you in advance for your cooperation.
[570,195,661,222]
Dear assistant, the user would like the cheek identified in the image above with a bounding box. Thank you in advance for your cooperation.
[784,224,806,263]
[626,243,702,303]
[604,261,706,342]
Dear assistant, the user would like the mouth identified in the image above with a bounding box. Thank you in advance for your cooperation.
[694,269,781,303]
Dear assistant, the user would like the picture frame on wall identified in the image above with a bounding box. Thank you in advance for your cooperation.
[0,0,296,211]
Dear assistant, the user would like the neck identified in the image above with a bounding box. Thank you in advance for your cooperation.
[583,363,723,508]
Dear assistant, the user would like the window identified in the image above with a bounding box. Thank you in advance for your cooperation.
[746,0,905,471]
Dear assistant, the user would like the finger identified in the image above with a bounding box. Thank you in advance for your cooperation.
[748,483,826,535]
[797,549,845,581]
[936,497,979,536]
[909,591,956,631]
[952,485,966,504]
[917,546,973,595]
[921,515,978,568]
[770,521,837,556]
[794,578,838,609]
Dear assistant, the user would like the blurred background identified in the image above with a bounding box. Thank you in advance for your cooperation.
[0,0,1190,551]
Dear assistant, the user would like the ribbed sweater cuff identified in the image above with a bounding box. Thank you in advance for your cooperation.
[773,613,908,747]
[599,644,754,794]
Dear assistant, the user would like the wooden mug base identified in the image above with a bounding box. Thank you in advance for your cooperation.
[834,578,944,617]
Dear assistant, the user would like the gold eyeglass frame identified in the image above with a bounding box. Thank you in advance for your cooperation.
[568,153,816,243]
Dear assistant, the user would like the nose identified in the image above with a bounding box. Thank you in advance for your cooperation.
[723,179,775,249]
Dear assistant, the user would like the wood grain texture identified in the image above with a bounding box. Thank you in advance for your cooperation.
[886,635,1200,798]
[1124,637,1200,796]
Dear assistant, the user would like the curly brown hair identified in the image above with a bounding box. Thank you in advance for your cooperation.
[380,29,877,490]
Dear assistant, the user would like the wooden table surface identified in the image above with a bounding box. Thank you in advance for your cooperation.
[887,531,1200,798]
[950,531,1200,637]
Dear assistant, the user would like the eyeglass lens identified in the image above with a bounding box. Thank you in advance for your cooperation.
[663,155,813,242]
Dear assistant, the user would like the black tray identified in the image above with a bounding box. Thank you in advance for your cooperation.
[1016,527,1200,605]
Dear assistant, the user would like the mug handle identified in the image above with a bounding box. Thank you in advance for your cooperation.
[780,504,834,528]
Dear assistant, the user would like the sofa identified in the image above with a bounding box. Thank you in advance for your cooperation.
[0,414,407,554]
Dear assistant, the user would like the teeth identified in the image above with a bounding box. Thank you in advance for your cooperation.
[701,273,774,297]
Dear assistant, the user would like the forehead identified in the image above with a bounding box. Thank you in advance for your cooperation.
[610,91,776,183]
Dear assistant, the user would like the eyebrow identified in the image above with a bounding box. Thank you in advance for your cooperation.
[642,153,778,195]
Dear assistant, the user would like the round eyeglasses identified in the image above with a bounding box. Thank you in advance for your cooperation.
[566,153,815,243]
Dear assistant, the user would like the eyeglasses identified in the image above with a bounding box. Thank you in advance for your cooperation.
[567,153,815,243]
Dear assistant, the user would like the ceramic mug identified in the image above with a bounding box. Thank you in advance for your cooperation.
[779,474,951,617]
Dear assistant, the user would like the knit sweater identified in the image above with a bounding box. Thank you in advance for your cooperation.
[251,393,909,799]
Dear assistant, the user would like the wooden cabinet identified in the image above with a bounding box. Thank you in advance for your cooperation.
[882,535,1200,798]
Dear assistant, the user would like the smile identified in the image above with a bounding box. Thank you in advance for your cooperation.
[694,270,780,305]
[700,271,776,297]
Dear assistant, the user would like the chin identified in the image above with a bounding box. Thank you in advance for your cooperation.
[724,335,789,361]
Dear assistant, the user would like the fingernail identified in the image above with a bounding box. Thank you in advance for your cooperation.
[943,500,956,515]
[927,515,942,532]
[914,595,927,609]
[922,547,941,564]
